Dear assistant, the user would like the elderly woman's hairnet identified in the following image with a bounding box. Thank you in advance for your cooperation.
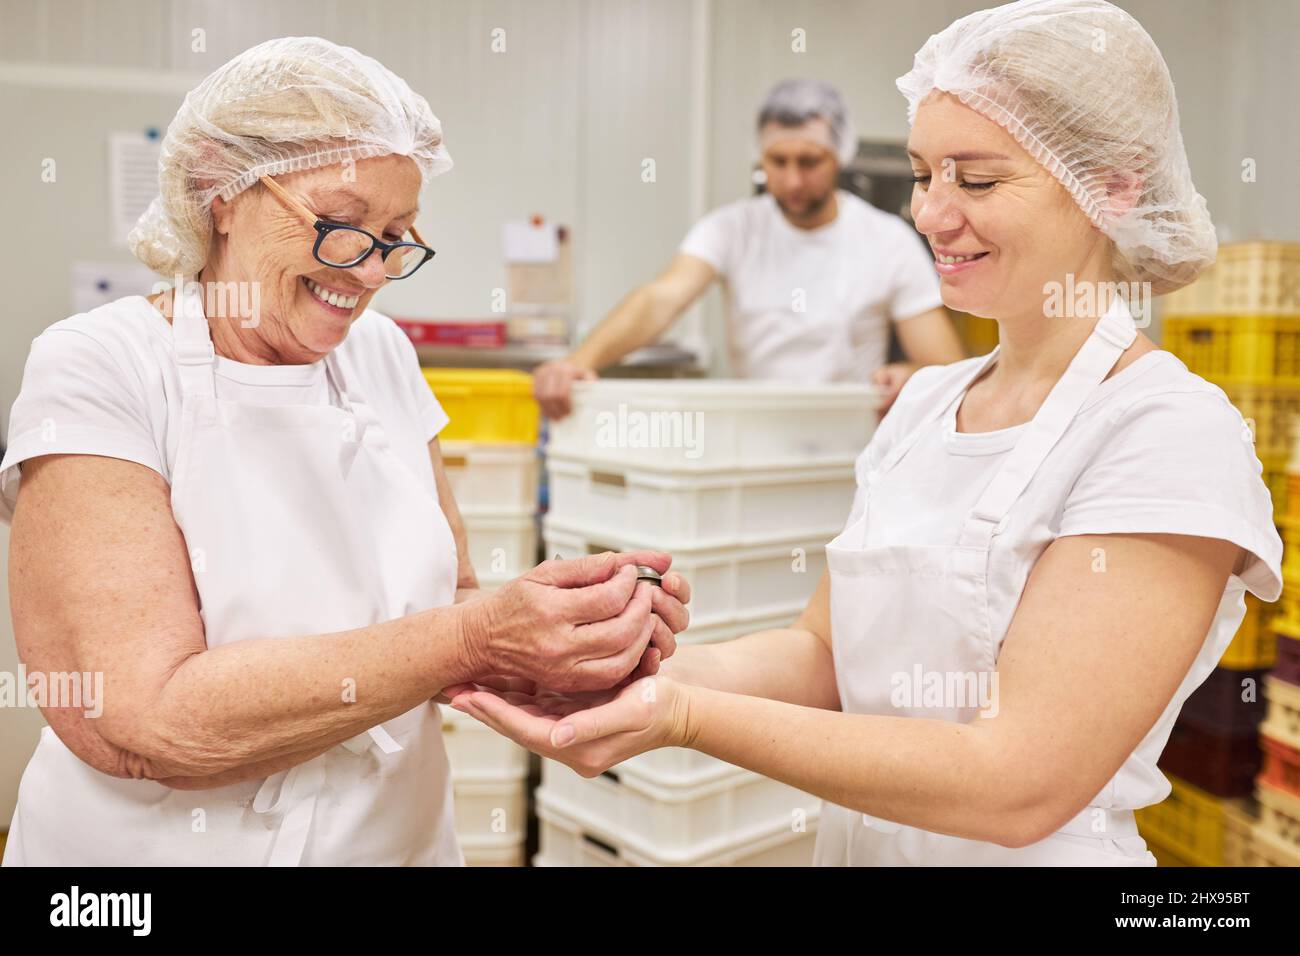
[129,36,453,278]
[757,78,858,167]
[896,0,1215,294]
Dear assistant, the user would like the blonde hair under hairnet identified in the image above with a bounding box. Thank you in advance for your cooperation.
[129,36,453,278]
[896,0,1215,294]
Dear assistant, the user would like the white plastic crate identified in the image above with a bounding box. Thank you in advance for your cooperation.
[474,571,512,593]
[442,705,530,782]
[534,789,818,866]
[452,776,528,844]
[464,510,538,578]
[538,757,819,858]
[546,454,854,550]
[619,749,738,787]
[441,440,539,513]
[543,518,826,628]
[461,839,527,867]
[678,609,803,645]
[548,380,876,471]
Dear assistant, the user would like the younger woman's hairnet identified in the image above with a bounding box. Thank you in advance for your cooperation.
[129,36,453,278]
[757,78,858,167]
[896,0,1215,294]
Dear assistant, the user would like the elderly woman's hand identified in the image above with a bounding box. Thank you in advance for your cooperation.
[456,551,690,693]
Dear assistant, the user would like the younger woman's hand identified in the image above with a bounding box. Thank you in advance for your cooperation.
[445,674,692,778]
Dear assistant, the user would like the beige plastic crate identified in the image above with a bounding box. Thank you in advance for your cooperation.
[441,440,539,514]
[1164,241,1300,317]
[452,776,528,845]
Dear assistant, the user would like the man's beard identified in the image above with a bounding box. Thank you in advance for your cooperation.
[774,189,833,221]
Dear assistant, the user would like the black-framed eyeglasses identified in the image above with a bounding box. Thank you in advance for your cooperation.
[259,174,435,280]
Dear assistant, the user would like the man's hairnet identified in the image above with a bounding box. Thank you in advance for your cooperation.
[757,78,858,167]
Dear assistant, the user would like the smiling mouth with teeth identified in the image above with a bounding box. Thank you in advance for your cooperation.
[302,276,362,311]
[936,252,989,264]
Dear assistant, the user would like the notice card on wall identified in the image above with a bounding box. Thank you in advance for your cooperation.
[109,131,162,248]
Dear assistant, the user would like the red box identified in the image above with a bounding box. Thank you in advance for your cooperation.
[1274,633,1300,687]
[1258,732,1300,797]
[394,318,506,348]
[1158,720,1261,798]
[1178,666,1268,735]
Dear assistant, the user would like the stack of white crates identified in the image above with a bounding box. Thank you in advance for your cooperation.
[440,440,539,591]
[442,705,532,865]
[537,379,878,865]
[437,439,541,864]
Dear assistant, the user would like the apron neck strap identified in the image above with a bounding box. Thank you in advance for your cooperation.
[871,345,1000,480]
[172,279,217,399]
[170,279,368,419]
[957,299,1137,546]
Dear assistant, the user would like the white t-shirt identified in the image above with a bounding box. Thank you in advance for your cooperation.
[0,296,449,521]
[842,344,1283,810]
[679,190,943,383]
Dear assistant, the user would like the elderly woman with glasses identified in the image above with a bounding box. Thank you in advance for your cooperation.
[0,36,689,867]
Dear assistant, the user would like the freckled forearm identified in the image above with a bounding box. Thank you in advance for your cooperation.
[101,604,472,779]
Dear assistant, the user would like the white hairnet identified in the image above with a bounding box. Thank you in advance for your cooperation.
[896,0,1215,294]
[129,36,453,278]
[757,78,858,167]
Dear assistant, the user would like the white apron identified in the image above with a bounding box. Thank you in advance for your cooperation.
[4,283,462,866]
[812,304,1156,866]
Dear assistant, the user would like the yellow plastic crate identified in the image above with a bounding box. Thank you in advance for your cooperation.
[1164,241,1300,318]
[1284,516,1300,582]
[1262,453,1288,520]
[1284,473,1300,522]
[951,310,998,356]
[1223,385,1300,460]
[1148,841,1192,867]
[422,368,540,445]
[1221,592,1278,670]
[1163,315,1300,387]
[1135,774,1249,867]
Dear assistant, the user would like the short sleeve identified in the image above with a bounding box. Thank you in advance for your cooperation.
[887,224,944,321]
[0,328,164,522]
[678,206,736,277]
[1057,389,1283,601]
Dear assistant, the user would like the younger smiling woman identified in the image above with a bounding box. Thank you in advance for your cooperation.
[449,0,1283,866]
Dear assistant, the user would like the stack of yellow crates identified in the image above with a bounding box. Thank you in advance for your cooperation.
[1138,241,1300,866]
[422,367,541,867]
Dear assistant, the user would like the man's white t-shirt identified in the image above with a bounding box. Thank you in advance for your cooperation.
[0,297,449,521]
[839,331,1283,811]
[679,189,943,383]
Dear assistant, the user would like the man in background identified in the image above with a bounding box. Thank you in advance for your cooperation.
[533,78,964,419]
